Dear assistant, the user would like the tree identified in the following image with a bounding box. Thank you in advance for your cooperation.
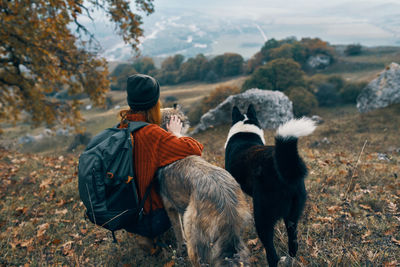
[132,57,156,75]
[0,0,154,129]
[161,54,185,72]
[109,64,137,91]
[242,58,305,92]
[222,53,244,77]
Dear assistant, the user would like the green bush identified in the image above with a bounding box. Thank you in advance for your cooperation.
[109,63,137,90]
[340,81,367,103]
[242,58,305,92]
[345,44,362,56]
[308,74,345,107]
[287,87,318,117]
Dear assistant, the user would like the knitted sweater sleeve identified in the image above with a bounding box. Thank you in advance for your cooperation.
[149,125,203,167]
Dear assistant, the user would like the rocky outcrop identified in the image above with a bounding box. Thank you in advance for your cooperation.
[307,54,331,69]
[357,62,400,113]
[192,89,293,134]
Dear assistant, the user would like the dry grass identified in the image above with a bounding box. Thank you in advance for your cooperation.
[1,103,399,266]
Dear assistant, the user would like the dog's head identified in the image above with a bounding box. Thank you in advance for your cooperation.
[225,104,265,148]
[232,104,261,128]
[160,104,190,135]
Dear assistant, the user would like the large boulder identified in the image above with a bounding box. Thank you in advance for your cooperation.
[192,89,293,134]
[357,62,400,113]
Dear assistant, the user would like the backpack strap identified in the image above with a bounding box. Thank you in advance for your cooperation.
[137,178,156,221]
[127,121,149,133]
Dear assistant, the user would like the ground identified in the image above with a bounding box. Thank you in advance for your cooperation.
[0,102,399,266]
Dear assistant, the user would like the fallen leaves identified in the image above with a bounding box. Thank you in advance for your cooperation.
[39,178,53,190]
[391,237,400,247]
[37,223,50,238]
[163,260,174,267]
[359,204,374,212]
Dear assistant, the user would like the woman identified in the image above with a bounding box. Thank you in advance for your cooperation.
[119,74,203,249]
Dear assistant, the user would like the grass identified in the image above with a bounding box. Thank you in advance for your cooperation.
[1,49,399,265]
[1,103,399,266]
[318,46,400,82]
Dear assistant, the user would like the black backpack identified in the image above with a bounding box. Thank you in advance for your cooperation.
[78,121,151,241]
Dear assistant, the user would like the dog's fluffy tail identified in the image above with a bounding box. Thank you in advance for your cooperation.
[274,117,316,182]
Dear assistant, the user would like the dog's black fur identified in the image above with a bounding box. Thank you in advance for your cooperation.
[225,105,316,267]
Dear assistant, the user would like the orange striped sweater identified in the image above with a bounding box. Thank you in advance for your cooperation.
[123,114,203,213]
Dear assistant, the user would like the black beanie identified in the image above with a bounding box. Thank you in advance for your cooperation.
[126,74,160,111]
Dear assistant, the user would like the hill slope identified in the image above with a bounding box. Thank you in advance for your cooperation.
[0,104,399,266]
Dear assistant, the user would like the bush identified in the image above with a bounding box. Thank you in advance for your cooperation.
[315,82,341,106]
[109,63,137,90]
[242,58,305,92]
[308,74,346,107]
[345,44,362,56]
[287,87,318,117]
[203,70,219,83]
[339,81,367,103]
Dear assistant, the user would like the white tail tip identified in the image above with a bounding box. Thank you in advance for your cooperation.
[277,117,317,138]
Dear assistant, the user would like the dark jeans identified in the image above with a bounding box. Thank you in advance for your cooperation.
[126,208,171,238]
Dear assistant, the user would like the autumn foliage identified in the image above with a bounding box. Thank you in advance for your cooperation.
[0,0,154,129]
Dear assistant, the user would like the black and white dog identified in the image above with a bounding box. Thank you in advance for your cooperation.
[224,104,316,267]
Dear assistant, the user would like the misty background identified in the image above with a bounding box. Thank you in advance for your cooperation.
[82,0,400,61]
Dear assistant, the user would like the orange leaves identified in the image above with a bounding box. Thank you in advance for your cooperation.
[1,0,154,129]
[39,178,53,190]
[37,223,50,239]
[391,237,400,247]
[163,261,174,267]
[359,204,373,212]
[327,205,341,214]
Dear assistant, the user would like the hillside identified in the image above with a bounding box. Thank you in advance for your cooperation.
[1,102,399,266]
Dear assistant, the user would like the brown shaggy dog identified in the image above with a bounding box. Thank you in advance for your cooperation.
[158,106,250,267]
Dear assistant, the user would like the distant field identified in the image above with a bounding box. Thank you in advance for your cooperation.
[321,46,400,81]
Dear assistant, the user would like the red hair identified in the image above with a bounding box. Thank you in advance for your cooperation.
[119,100,162,126]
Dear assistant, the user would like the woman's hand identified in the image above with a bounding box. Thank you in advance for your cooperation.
[166,115,183,137]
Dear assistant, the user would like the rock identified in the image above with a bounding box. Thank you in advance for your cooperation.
[377,153,390,161]
[192,89,293,134]
[56,128,71,136]
[18,135,36,144]
[357,62,400,113]
[307,54,331,69]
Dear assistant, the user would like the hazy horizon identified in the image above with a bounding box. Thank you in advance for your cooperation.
[81,0,400,61]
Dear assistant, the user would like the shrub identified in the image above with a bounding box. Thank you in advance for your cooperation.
[315,82,341,106]
[308,74,346,107]
[109,63,137,90]
[340,81,367,103]
[242,58,305,92]
[287,87,318,117]
[345,44,362,56]
[203,70,219,83]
